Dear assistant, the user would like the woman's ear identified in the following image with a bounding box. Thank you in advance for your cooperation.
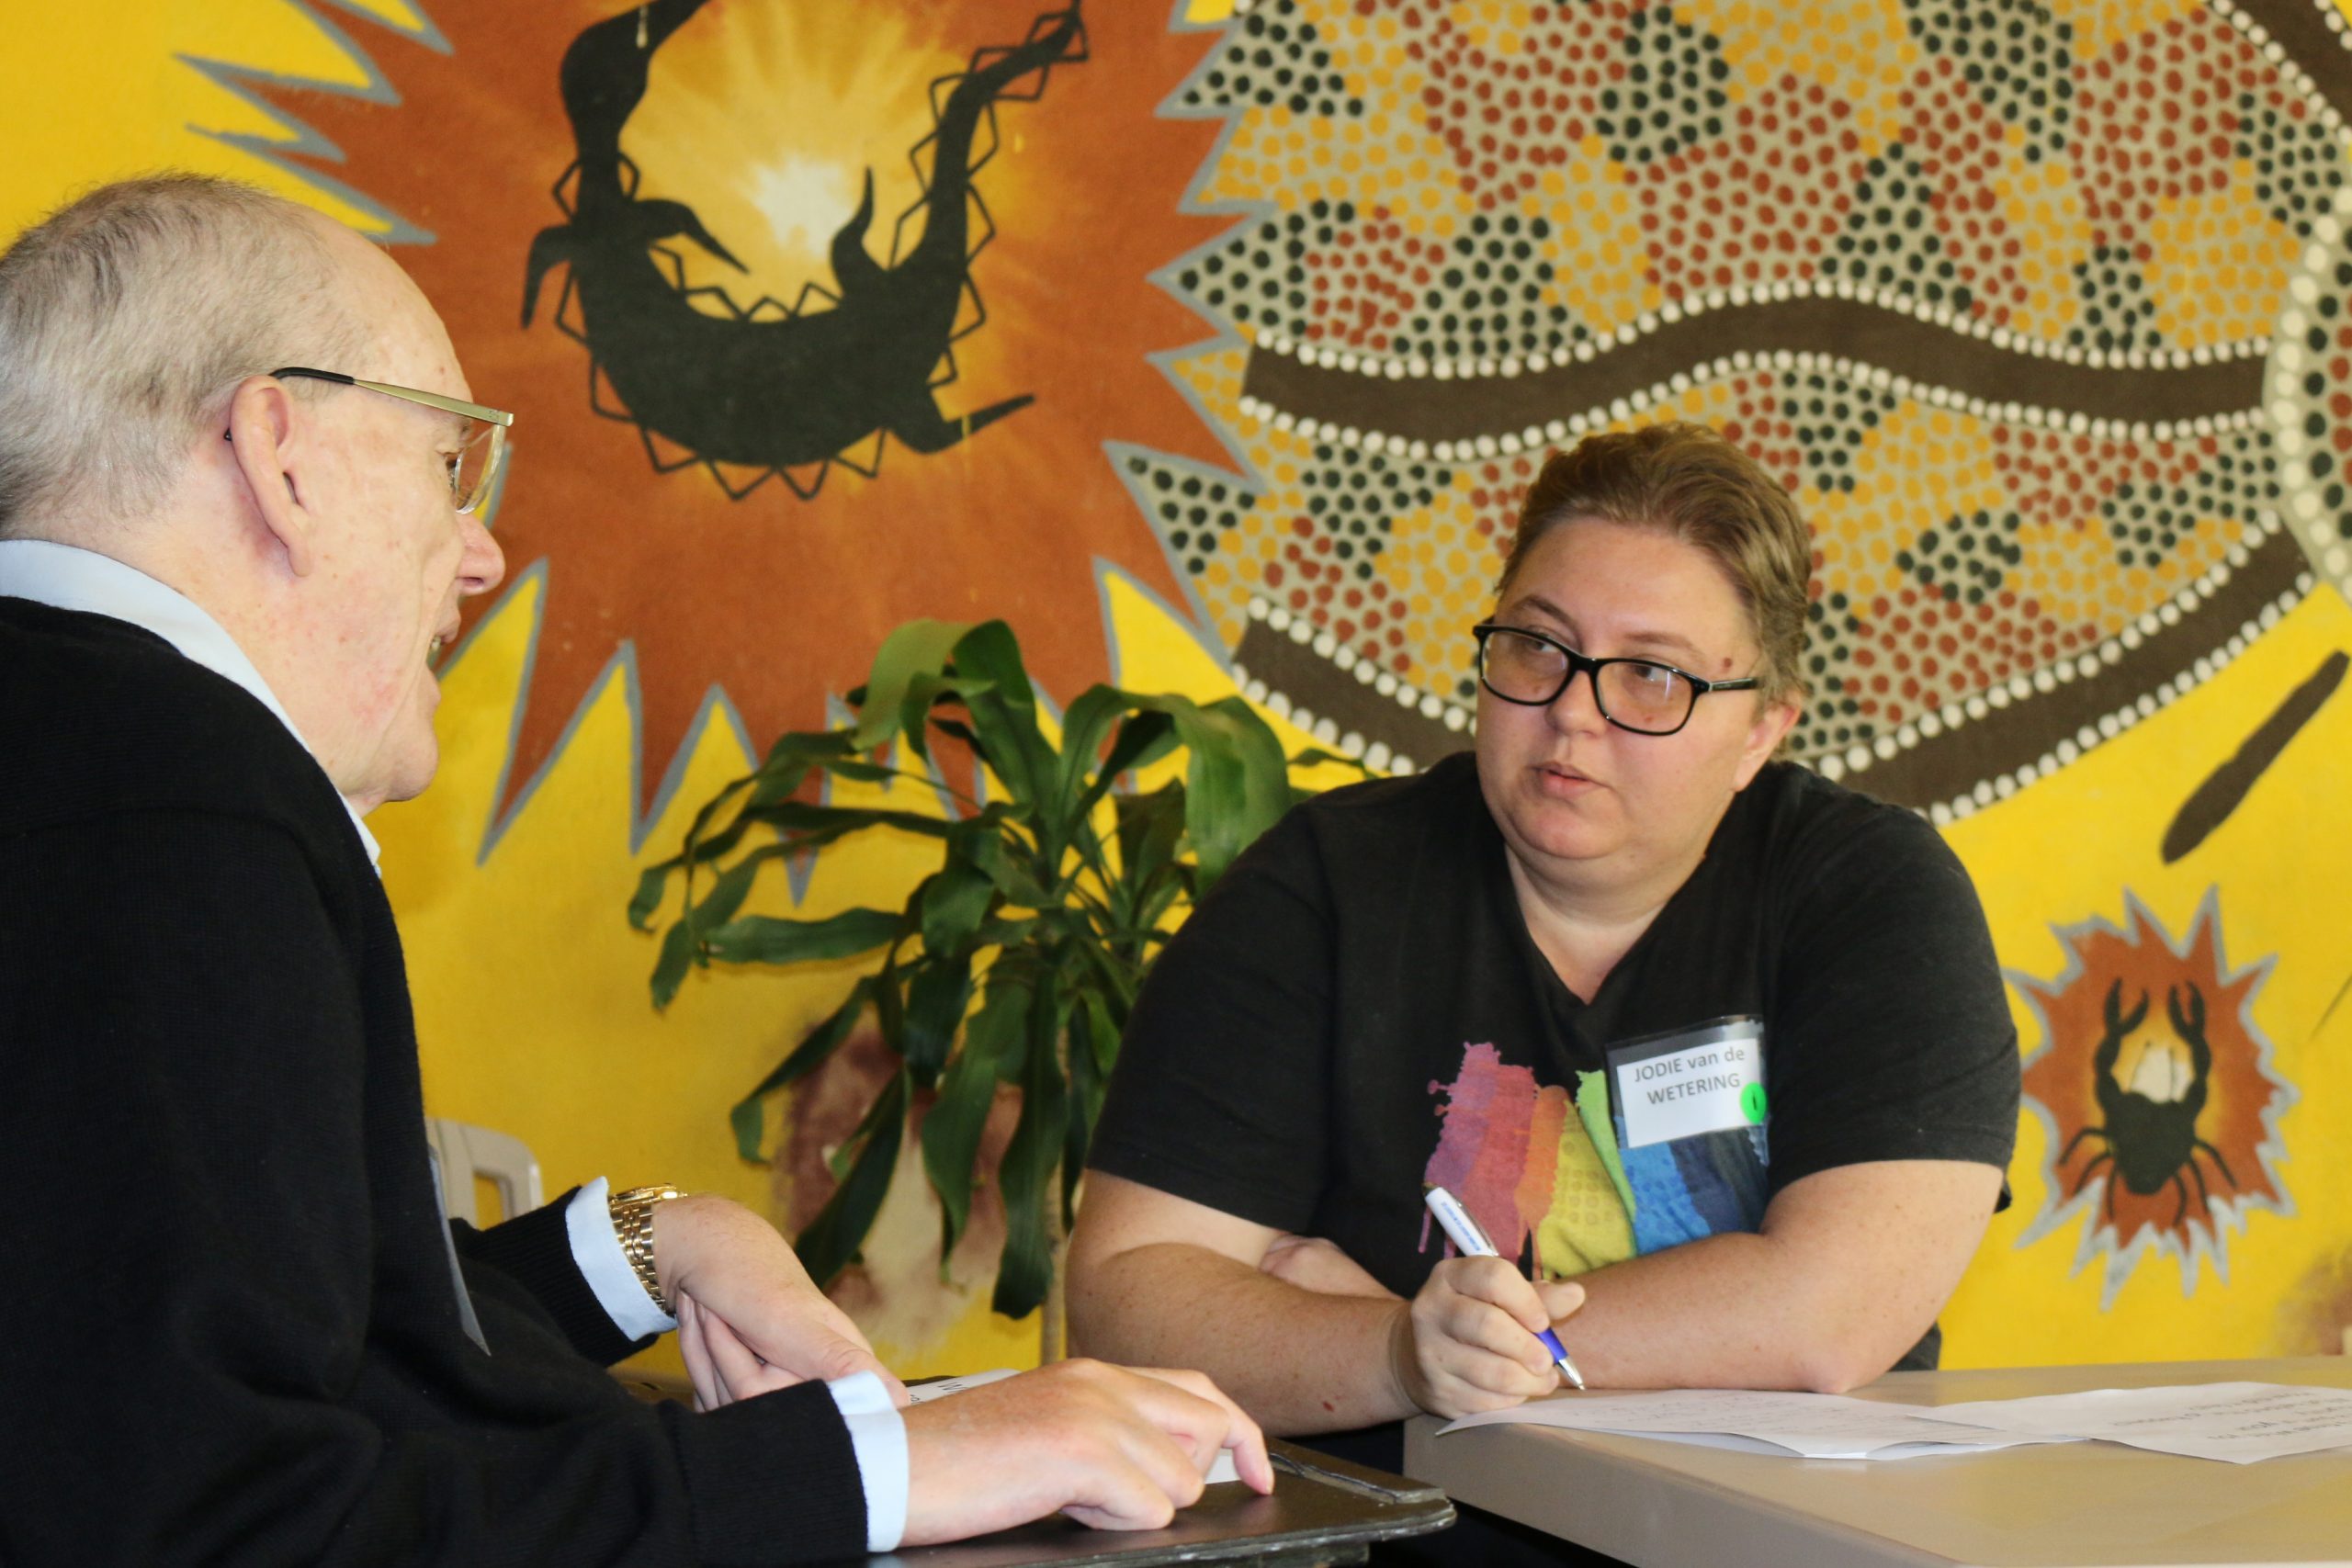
[1734,693,1801,790]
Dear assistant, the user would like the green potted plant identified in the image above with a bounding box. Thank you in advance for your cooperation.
[631,617,1296,1332]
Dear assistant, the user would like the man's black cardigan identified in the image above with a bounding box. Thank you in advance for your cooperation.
[0,596,866,1565]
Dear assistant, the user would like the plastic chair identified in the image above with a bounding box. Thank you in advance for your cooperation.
[423,1117,545,1226]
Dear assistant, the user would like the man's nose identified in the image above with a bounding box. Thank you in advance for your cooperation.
[460,515,505,597]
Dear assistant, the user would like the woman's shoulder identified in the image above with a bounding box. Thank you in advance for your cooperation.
[1728,759,1973,897]
[1286,748,1484,840]
[1228,749,1487,894]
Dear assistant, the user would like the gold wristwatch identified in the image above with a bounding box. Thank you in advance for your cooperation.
[609,1184,687,1315]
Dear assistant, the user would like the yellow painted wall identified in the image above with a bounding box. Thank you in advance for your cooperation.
[8,0,2352,1383]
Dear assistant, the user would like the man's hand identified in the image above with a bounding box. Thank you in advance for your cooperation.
[651,1195,907,1407]
[900,1359,1274,1546]
[1391,1256,1585,1419]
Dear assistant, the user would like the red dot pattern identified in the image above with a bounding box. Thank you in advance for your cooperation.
[1262,513,1417,668]
[1464,453,1542,549]
[1373,0,1631,211]
[1989,428,2219,533]
[2071,9,2264,255]
[1624,73,1863,296]
[1716,370,1809,493]
[1851,585,2101,726]
[1905,52,2030,327]
[1308,205,1446,355]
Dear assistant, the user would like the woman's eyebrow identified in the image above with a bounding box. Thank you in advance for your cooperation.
[1503,594,1711,665]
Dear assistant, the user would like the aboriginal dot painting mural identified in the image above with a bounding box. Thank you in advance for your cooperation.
[5,0,2350,1373]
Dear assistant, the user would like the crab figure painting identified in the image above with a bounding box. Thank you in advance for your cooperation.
[2061,979,2241,1229]
[2018,893,2294,1308]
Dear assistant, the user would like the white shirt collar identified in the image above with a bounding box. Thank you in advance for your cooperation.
[0,538,380,868]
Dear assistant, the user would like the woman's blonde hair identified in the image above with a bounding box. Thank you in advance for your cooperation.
[1498,421,1813,703]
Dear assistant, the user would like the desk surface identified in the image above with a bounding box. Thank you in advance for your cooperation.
[1403,1357,2352,1568]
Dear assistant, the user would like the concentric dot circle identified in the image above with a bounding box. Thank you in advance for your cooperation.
[2267,186,2352,604]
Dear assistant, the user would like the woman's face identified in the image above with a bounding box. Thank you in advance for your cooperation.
[1474,516,1797,904]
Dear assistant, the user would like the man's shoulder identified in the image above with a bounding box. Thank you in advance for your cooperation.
[0,598,344,846]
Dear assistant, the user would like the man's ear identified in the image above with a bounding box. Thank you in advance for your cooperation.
[1733,694,1801,791]
[222,376,319,577]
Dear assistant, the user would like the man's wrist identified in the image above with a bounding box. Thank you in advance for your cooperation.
[563,1179,676,1338]
[609,1184,688,1314]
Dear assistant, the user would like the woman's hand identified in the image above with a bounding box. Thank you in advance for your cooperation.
[1389,1256,1585,1419]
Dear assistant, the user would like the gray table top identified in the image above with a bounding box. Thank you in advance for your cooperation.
[1404,1356,2352,1568]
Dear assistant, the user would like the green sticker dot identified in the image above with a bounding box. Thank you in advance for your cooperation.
[1741,1081,1769,1124]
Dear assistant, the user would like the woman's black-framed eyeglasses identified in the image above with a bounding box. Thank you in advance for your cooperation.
[1471,622,1758,737]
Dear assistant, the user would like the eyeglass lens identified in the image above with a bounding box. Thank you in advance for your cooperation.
[453,423,503,514]
[1479,629,1693,733]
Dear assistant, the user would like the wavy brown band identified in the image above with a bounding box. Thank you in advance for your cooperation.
[1242,296,2265,447]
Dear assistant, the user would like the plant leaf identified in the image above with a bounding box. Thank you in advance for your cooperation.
[991,983,1070,1319]
[794,1068,910,1288]
[894,671,997,769]
[1063,989,1115,1224]
[853,620,970,752]
[1155,694,1292,892]
[1069,707,1176,828]
[1285,745,1382,781]
[948,622,1052,810]
[901,953,975,1085]
[729,976,879,1163]
[920,972,1030,1259]
[919,859,998,957]
[816,758,905,785]
[649,849,776,1009]
[700,907,901,967]
[727,1098,769,1168]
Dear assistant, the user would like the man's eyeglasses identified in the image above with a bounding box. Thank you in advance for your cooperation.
[1472,622,1759,737]
[271,367,512,515]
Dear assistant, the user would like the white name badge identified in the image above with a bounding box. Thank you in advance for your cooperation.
[1609,1018,1767,1149]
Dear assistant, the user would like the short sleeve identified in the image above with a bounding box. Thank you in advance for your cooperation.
[1088,808,1338,1234]
[1762,804,2021,1195]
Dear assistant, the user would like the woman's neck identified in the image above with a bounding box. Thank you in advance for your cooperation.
[1504,846,1699,1000]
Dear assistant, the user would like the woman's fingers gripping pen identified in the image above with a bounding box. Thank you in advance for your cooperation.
[1422,1185,1587,1390]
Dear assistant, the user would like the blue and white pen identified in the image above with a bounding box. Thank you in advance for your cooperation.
[1422,1184,1587,1391]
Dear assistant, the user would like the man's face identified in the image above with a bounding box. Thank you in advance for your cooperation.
[293,222,505,810]
[1473,516,1794,898]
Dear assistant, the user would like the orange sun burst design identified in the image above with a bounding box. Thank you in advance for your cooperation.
[244,0,1231,823]
[2016,891,2295,1305]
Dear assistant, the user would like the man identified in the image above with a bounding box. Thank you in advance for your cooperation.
[0,174,1268,1564]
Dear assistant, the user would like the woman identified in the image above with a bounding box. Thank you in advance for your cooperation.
[1069,423,2018,1554]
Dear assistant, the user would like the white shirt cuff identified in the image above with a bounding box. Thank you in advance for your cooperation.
[565,1185,908,1548]
[563,1177,677,1339]
[828,1371,910,1552]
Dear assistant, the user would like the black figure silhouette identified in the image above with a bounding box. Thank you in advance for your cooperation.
[524,0,1087,497]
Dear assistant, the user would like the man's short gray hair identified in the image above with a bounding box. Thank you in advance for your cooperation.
[0,173,370,535]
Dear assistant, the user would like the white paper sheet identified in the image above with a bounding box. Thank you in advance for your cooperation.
[1926,1382,2352,1464]
[908,1369,1242,1483]
[1436,1388,2066,1460]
